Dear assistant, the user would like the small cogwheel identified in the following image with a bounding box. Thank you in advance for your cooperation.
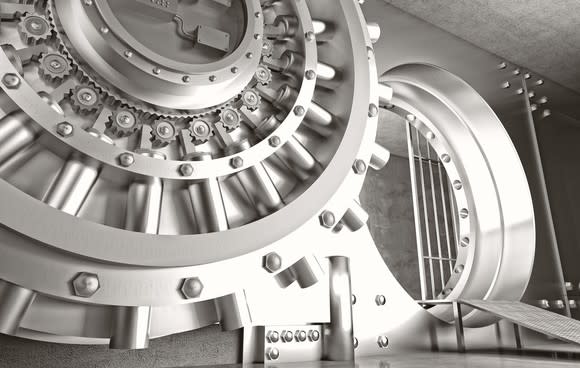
[107,108,140,138]
[70,85,103,114]
[151,119,177,147]
[240,88,262,111]
[261,40,274,57]
[189,119,214,144]
[38,53,72,82]
[18,14,52,44]
[254,65,273,85]
[219,108,241,132]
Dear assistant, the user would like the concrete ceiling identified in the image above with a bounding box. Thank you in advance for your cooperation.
[383,0,580,94]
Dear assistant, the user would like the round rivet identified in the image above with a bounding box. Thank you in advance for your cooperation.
[293,105,306,116]
[368,103,379,117]
[305,31,315,41]
[3,73,20,89]
[209,75,216,82]
[118,152,135,167]
[124,50,133,58]
[454,264,465,274]
[56,122,73,137]
[375,294,386,306]
[377,336,389,348]
[100,26,109,34]
[441,154,451,163]
[152,67,161,75]
[453,180,463,190]
[305,69,316,80]
[246,52,253,59]
[182,75,191,83]
[231,67,239,74]
[269,135,281,147]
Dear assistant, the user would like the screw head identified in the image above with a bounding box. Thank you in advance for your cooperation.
[179,163,194,176]
[308,329,320,342]
[180,277,203,299]
[377,335,389,348]
[293,105,306,116]
[305,69,316,80]
[3,73,20,89]
[268,135,281,147]
[352,159,367,175]
[230,156,243,169]
[368,103,379,117]
[267,330,280,343]
[319,210,336,228]
[263,252,282,273]
[118,152,135,167]
[266,347,280,360]
[375,294,387,306]
[72,272,100,298]
[56,122,74,137]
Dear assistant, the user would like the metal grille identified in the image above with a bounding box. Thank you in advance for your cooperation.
[406,123,459,300]
[462,300,580,345]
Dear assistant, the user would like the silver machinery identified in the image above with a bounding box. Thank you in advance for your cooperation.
[0,0,575,366]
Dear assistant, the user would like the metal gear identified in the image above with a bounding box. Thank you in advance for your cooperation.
[69,85,103,114]
[261,39,274,57]
[151,119,178,147]
[254,65,273,86]
[107,108,140,138]
[240,88,262,111]
[219,108,242,132]
[189,118,215,144]
[18,14,52,44]
[38,53,72,82]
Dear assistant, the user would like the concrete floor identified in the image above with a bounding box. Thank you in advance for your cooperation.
[208,352,580,368]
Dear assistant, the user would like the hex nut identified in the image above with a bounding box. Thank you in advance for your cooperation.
[180,277,203,299]
[72,272,100,298]
[262,252,282,273]
[266,330,280,343]
[308,329,320,342]
[281,330,294,342]
[319,210,336,228]
[266,347,280,360]
[2,73,20,89]
[295,330,307,342]
[352,159,367,174]
[56,122,74,137]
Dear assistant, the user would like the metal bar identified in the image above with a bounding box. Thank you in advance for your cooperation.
[424,256,456,262]
[414,128,436,298]
[438,162,454,273]
[426,142,445,291]
[406,122,428,301]
[453,301,466,353]
[323,256,355,361]
[448,179,460,257]
[513,323,523,350]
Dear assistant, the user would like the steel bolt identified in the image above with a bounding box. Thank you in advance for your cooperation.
[308,329,320,342]
[293,105,306,116]
[352,159,367,175]
[267,330,280,343]
[282,330,294,342]
[3,73,20,89]
[377,335,389,348]
[180,277,203,299]
[269,135,281,147]
[368,103,379,117]
[266,347,280,360]
[230,156,243,169]
[118,152,135,167]
[179,163,194,176]
[295,330,307,342]
[375,294,386,306]
[319,210,336,228]
[56,122,74,137]
[262,252,282,273]
[72,272,100,298]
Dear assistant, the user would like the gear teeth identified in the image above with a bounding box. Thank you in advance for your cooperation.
[240,88,262,112]
[254,65,273,86]
[70,85,103,114]
[151,119,178,147]
[219,108,242,132]
[261,39,274,58]
[189,119,215,144]
[38,53,72,82]
[107,108,141,138]
[18,14,52,44]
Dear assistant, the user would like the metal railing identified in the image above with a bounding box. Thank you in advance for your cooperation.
[406,123,459,300]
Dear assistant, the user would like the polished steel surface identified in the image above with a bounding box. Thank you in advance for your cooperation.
[0,0,545,366]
